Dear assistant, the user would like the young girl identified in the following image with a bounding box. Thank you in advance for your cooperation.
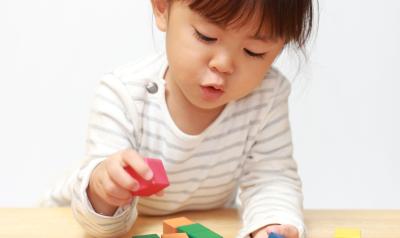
[42,0,315,237]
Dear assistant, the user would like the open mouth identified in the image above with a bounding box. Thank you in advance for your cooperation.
[200,86,224,101]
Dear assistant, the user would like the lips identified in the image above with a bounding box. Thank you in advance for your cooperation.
[200,85,224,101]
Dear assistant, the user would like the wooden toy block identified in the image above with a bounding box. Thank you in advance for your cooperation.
[177,223,223,238]
[163,217,194,234]
[161,233,189,238]
[335,228,361,238]
[125,158,170,196]
[132,234,160,238]
[268,232,284,238]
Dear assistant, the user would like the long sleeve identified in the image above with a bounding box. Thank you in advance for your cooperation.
[238,78,305,238]
[70,73,140,238]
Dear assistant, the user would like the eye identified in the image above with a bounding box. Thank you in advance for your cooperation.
[244,48,266,59]
[194,29,217,43]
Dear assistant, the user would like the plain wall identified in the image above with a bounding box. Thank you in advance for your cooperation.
[1,0,399,208]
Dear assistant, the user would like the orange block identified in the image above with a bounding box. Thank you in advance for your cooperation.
[161,233,189,238]
[163,217,194,234]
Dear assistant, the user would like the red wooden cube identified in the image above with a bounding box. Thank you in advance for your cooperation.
[125,158,169,196]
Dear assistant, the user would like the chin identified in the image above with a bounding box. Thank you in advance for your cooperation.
[192,100,226,111]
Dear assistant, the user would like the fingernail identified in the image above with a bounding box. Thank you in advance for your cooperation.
[144,170,153,180]
[131,183,139,191]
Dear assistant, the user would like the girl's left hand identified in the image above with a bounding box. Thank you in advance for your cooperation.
[251,224,299,238]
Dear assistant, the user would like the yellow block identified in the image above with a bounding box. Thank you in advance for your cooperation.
[335,228,361,238]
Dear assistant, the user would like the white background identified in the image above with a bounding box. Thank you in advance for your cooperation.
[1,0,399,208]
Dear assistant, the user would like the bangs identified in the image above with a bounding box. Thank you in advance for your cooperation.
[178,0,314,47]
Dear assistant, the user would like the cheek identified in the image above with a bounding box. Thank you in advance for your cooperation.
[229,66,267,97]
[168,32,207,68]
[168,25,208,61]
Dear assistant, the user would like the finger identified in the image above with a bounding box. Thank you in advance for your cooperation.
[106,157,140,192]
[121,150,153,180]
[155,190,164,197]
[101,171,134,201]
[252,231,266,238]
[280,224,299,238]
[251,229,267,238]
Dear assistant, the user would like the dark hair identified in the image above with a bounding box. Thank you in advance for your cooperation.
[174,0,316,49]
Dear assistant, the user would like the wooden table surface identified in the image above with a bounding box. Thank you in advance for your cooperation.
[0,208,399,238]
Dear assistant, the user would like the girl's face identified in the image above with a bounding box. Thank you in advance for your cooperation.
[153,0,285,111]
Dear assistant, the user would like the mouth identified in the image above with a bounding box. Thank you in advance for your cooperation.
[200,85,224,101]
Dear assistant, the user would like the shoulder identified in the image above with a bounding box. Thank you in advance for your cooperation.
[94,51,167,109]
[113,52,166,81]
[110,51,166,85]
[98,51,167,99]
[91,53,167,140]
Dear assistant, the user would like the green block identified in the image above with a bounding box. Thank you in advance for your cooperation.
[177,223,204,233]
[132,234,160,238]
[177,223,223,238]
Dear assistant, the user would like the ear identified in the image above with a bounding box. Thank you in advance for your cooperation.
[151,0,170,32]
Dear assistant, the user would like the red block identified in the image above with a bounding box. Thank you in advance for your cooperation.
[125,158,169,196]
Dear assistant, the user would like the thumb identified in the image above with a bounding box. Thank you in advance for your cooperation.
[121,150,153,181]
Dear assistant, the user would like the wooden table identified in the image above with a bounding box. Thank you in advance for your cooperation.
[0,208,399,238]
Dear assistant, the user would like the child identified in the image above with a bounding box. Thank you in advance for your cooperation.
[42,0,315,238]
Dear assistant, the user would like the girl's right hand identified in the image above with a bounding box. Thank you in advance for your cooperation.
[87,149,157,216]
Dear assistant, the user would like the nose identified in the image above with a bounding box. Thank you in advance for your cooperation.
[208,50,234,75]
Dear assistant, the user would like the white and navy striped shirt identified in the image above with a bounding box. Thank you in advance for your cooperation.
[41,52,305,238]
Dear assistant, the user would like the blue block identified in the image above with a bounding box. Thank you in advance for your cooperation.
[268,232,284,238]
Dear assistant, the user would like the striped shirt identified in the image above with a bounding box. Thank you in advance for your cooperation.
[41,52,305,238]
